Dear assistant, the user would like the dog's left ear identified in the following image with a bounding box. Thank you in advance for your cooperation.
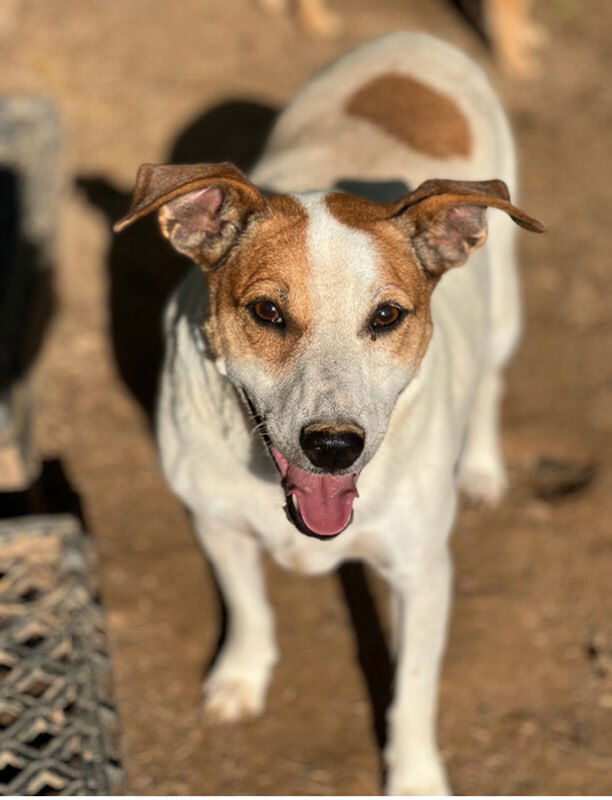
[113,162,267,269]
[390,178,546,278]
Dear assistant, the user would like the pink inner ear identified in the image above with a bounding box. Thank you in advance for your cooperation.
[168,186,224,236]
[431,205,487,259]
[446,204,486,240]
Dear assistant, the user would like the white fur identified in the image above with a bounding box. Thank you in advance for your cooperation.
[300,191,379,289]
[157,32,522,795]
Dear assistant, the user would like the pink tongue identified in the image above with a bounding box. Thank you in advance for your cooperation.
[271,448,359,536]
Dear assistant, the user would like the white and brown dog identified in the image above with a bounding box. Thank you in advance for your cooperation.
[115,33,545,795]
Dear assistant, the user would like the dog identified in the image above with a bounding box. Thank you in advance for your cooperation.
[114,32,545,795]
[478,0,547,77]
[258,0,546,78]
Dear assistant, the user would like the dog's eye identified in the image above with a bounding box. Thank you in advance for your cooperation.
[370,304,405,332]
[250,299,285,327]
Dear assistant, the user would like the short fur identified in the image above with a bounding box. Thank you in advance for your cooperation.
[116,33,544,795]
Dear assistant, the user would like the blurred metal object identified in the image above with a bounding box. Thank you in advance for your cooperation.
[0,97,62,490]
[0,515,125,795]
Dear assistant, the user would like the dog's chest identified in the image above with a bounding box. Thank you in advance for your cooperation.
[236,465,394,576]
[257,514,392,576]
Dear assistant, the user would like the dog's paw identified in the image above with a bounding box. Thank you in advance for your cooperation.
[457,462,508,508]
[385,765,451,796]
[203,670,268,724]
[385,743,451,796]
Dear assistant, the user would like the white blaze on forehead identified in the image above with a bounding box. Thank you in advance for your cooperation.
[240,192,412,465]
[277,192,401,440]
[295,192,379,328]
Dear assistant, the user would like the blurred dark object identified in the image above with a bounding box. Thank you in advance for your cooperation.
[0,458,85,523]
[0,98,61,492]
[530,456,597,501]
[78,99,277,420]
[172,100,278,168]
[335,178,411,203]
[585,631,612,678]
[0,514,125,795]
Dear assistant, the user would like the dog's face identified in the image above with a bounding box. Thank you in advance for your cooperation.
[115,163,544,538]
[206,190,435,537]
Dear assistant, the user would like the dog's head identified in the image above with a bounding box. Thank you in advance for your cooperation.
[115,162,545,539]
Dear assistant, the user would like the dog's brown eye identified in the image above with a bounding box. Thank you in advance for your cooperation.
[250,299,285,326]
[370,304,405,331]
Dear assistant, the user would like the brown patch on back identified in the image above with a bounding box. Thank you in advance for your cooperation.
[206,194,312,373]
[345,73,472,159]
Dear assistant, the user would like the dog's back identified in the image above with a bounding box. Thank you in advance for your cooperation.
[251,33,516,197]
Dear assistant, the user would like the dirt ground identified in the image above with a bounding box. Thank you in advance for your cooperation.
[2,0,612,795]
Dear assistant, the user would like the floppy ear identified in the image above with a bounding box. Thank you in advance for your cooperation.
[113,162,267,269]
[390,178,546,278]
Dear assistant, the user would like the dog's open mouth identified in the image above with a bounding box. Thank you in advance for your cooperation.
[271,447,359,539]
[243,392,359,539]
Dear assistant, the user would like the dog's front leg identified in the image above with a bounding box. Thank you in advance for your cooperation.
[385,545,452,796]
[193,514,278,724]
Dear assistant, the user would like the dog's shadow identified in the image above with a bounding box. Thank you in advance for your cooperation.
[77,97,394,770]
[338,561,394,753]
[77,100,279,420]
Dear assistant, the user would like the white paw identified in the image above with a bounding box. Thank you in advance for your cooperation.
[385,765,451,796]
[203,669,268,724]
[457,461,508,507]
[385,743,451,796]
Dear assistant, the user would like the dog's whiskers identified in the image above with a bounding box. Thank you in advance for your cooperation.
[249,419,269,439]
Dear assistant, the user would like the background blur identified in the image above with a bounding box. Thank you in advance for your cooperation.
[1,0,611,794]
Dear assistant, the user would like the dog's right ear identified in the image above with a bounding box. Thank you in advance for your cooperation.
[113,162,267,270]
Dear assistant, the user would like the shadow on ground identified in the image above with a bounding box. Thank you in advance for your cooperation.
[0,458,85,523]
[77,99,278,419]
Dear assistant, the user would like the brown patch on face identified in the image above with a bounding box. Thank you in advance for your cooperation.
[205,194,312,373]
[325,192,434,368]
[346,73,472,159]
[325,191,397,228]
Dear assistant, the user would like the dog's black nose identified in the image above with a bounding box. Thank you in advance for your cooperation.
[300,424,365,472]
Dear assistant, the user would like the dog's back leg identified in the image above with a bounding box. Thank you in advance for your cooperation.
[457,212,521,506]
[194,514,279,723]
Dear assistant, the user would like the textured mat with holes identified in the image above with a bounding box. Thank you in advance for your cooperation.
[0,515,125,795]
